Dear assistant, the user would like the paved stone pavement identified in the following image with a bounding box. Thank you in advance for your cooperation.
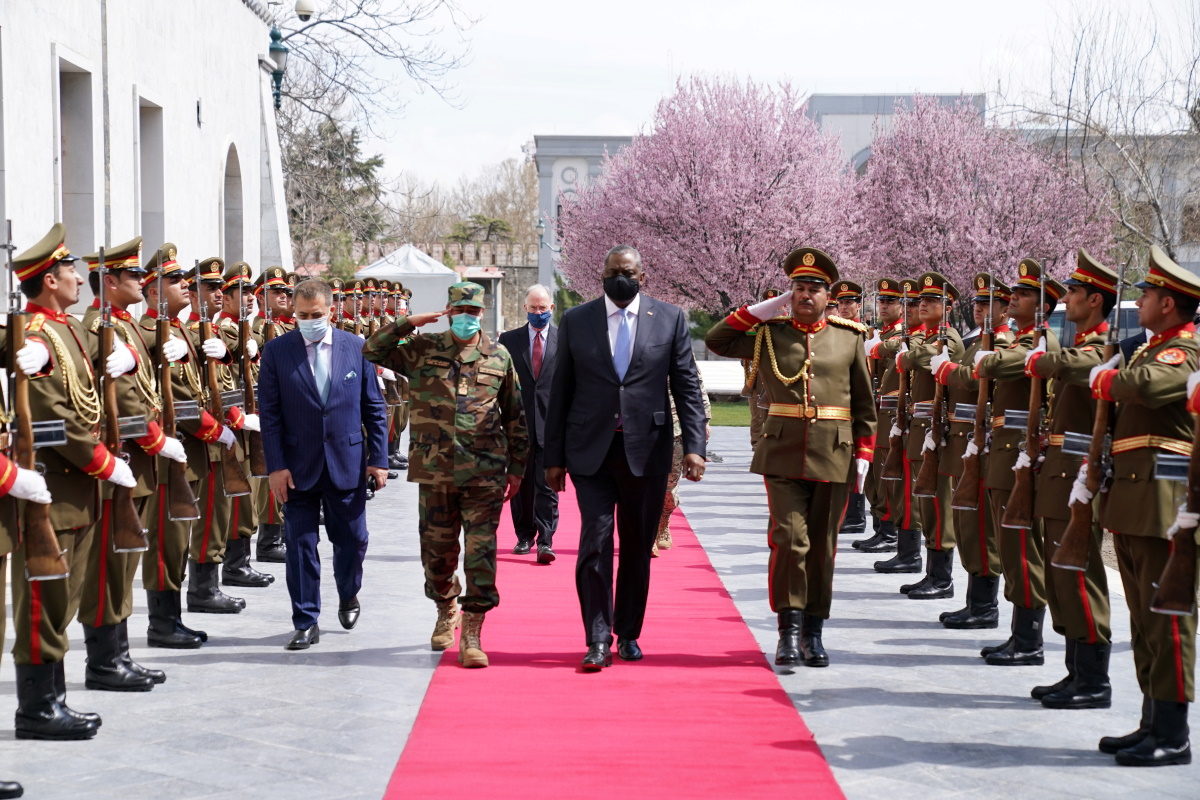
[1,427,1196,798]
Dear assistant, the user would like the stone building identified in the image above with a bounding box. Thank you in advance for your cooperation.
[414,241,539,333]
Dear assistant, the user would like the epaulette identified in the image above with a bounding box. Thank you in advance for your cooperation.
[26,314,44,333]
[87,316,102,334]
[827,315,867,333]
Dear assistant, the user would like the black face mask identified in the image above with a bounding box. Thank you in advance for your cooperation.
[603,274,640,303]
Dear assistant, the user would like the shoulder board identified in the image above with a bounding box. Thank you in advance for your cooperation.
[87,316,102,333]
[826,315,867,333]
[426,355,452,368]
[26,314,44,333]
[478,366,506,378]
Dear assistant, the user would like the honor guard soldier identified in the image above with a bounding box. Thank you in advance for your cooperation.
[833,280,869,536]
[894,273,964,601]
[363,281,528,668]
[218,262,272,589]
[1021,251,1117,708]
[251,265,292,562]
[390,284,413,470]
[872,278,927,575]
[854,278,904,552]
[931,274,1013,629]
[974,259,1064,666]
[1088,247,1199,766]
[329,277,346,326]
[706,247,876,668]
[739,288,787,450]
[9,223,121,738]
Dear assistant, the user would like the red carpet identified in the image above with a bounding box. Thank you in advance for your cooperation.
[384,484,843,799]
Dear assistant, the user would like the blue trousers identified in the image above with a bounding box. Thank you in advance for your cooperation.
[283,467,369,629]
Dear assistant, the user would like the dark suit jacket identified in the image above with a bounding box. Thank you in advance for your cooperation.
[498,323,557,448]
[258,327,388,492]
[1120,330,1148,362]
[544,295,705,477]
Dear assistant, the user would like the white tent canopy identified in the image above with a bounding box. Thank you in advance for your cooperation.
[356,244,458,332]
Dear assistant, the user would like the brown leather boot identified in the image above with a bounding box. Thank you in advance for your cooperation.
[430,600,460,651]
[458,611,488,668]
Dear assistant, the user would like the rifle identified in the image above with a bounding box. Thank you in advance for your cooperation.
[97,247,149,553]
[4,221,69,579]
[951,278,995,510]
[1053,261,1126,571]
[1150,410,1200,616]
[197,268,251,497]
[881,314,912,480]
[352,289,363,337]
[154,268,199,521]
[237,279,268,477]
[368,287,381,337]
[1001,270,1046,529]
[913,295,950,497]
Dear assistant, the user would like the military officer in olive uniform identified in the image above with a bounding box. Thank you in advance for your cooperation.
[363,281,528,669]
[973,260,1064,666]
[252,265,293,562]
[931,274,1013,629]
[706,248,876,668]
[1088,247,1199,766]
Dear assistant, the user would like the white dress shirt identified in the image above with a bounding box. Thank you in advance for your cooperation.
[527,322,549,357]
[305,322,334,382]
[603,293,640,356]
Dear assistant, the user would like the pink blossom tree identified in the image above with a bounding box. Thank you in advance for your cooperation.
[854,97,1115,295]
[557,77,856,313]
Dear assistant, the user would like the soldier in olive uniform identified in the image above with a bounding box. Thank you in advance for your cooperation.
[1089,247,1199,766]
[833,280,869,536]
[974,260,1064,666]
[853,278,904,553]
[740,288,787,451]
[931,274,1013,629]
[252,266,293,562]
[896,273,965,601]
[363,281,528,669]
[1021,251,1117,708]
[706,248,876,668]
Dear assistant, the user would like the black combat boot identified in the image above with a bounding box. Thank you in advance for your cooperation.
[1115,700,1191,766]
[146,590,204,649]
[774,609,802,667]
[838,493,866,534]
[1031,639,1077,700]
[15,663,100,740]
[907,548,954,599]
[943,574,999,629]
[799,613,829,667]
[116,619,166,685]
[1042,641,1111,709]
[222,537,274,587]
[984,605,1044,666]
[255,523,286,563]
[187,560,246,614]
[851,515,881,549]
[857,520,898,553]
[874,528,922,573]
[1100,695,1153,754]
[82,624,154,692]
[53,662,101,727]
[0,779,22,798]
[174,590,209,642]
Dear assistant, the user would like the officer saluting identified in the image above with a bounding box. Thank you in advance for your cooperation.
[706,247,876,668]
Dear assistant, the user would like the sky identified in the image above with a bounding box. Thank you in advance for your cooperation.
[356,0,1163,188]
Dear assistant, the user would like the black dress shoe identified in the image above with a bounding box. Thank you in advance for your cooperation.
[512,541,532,555]
[338,598,361,630]
[387,470,400,479]
[285,625,320,650]
[0,779,22,798]
[581,642,612,671]
[537,545,556,564]
[617,638,643,661]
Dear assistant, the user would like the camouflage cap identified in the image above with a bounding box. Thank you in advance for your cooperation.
[448,281,485,308]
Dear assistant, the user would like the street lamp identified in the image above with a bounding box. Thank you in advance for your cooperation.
[268,26,289,110]
[536,218,561,253]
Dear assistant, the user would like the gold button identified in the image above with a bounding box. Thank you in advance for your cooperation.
[1060,472,1067,478]
[1130,473,1136,479]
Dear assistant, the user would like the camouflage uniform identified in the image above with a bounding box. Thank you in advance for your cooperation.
[362,283,528,613]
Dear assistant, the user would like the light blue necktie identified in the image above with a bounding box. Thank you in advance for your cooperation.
[613,309,632,381]
[313,342,331,404]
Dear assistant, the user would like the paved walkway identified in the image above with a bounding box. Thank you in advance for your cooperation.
[0,427,1195,798]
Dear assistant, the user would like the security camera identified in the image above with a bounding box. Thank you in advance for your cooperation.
[295,0,316,21]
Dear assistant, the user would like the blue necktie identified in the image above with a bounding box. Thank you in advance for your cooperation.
[314,342,330,404]
[613,309,632,381]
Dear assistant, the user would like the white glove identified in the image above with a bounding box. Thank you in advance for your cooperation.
[922,429,937,452]
[889,422,903,438]
[854,458,870,493]
[380,367,397,381]
[245,338,259,359]
[1088,354,1121,389]
[16,341,50,375]
[1173,503,1200,532]
[1068,463,1093,507]
[105,342,137,378]
[107,459,137,488]
[863,330,882,356]
[929,350,951,375]
[202,336,228,360]
[1186,368,1200,401]
[964,439,979,458]
[9,467,51,504]
[357,332,367,341]
[1013,450,1031,471]
[217,426,237,450]
[746,292,792,321]
[159,436,187,464]
[1024,338,1047,366]
[973,349,995,367]
[162,336,188,363]
[241,413,260,433]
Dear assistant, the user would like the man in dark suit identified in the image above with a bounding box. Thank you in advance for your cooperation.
[498,284,560,564]
[545,245,707,671]
[258,279,389,650]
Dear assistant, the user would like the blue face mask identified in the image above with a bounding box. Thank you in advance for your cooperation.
[449,312,481,339]
[527,310,552,329]
[297,316,329,343]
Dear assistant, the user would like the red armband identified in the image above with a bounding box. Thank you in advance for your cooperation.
[1188,385,1200,415]
[1023,351,1046,378]
[83,443,117,480]
[854,436,876,461]
[0,454,17,496]
[195,411,222,443]
[135,421,167,456]
[1091,370,1118,402]
[933,360,956,386]
[725,305,759,332]
[869,342,883,360]
[225,406,245,430]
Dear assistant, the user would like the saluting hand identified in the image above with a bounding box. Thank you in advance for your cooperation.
[407,310,448,328]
